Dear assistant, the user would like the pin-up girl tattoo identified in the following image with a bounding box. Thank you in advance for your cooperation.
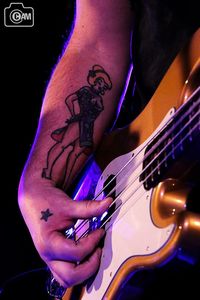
[42,65,112,190]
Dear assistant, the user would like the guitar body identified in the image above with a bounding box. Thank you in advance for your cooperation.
[63,29,200,300]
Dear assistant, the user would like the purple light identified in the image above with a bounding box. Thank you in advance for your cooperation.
[74,160,101,201]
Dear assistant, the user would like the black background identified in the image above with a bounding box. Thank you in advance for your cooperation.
[0,1,199,299]
[0,0,75,290]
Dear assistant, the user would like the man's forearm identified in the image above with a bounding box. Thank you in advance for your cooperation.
[24,48,131,190]
[18,0,134,290]
[21,0,133,191]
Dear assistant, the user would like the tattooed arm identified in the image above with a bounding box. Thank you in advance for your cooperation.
[18,0,134,290]
[65,92,79,116]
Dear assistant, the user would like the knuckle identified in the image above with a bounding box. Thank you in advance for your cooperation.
[37,241,52,261]
[75,251,85,262]
[92,251,100,265]
[86,260,99,278]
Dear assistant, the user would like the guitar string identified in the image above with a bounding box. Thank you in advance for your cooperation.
[72,89,200,237]
[72,88,200,238]
[77,118,200,240]
[74,111,200,240]
[72,90,200,237]
[100,119,200,232]
[92,86,199,201]
[93,86,200,200]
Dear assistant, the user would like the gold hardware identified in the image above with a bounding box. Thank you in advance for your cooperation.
[151,178,192,227]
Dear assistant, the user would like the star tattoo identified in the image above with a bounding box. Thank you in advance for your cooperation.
[40,208,53,222]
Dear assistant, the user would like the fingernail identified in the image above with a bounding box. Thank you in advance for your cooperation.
[103,197,113,206]
[106,197,113,202]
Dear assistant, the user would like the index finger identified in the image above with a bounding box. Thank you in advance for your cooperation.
[66,197,113,220]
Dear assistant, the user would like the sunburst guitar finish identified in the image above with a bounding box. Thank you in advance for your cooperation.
[63,28,200,300]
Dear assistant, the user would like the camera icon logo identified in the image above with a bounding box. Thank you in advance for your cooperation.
[4,2,34,27]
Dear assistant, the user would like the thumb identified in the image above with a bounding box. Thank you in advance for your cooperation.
[67,197,113,220]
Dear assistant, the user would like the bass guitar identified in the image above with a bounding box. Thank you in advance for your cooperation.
[63,28,200,300]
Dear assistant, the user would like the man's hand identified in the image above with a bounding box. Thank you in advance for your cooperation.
[18,0,133,291]
[18,182,112,288]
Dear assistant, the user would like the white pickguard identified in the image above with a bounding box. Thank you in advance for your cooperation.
[82,108,176,300]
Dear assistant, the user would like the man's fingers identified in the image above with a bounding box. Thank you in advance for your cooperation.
[49,247,102,288]
[66,197,113,219]
[46,228,105,262]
